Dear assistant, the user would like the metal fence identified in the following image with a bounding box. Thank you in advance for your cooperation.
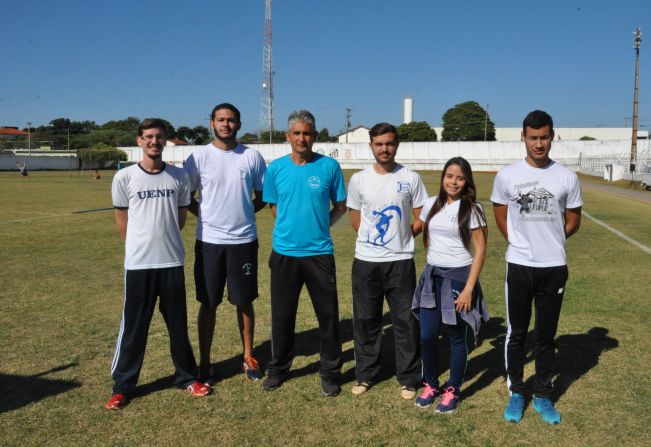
[578,149,651,180]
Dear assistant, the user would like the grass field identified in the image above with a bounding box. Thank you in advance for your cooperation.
[1,168,650,446]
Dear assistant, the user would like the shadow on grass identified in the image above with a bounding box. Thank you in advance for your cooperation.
[199,318,357,384]
[460,317,509,399]
[520,326,619,402]
[0,362,80,414]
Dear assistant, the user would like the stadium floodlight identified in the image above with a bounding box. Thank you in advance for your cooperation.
[630,27,642,179]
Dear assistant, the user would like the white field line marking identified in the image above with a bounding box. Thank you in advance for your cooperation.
[583,211,651,255]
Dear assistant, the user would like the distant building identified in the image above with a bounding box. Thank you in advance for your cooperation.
[336,125,370,143]
[165,138,189,146]
[0,127,28,140]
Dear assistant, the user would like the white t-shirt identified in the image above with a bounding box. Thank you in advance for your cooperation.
[420,197,486,267]
[347,164,428,261]
[111,163,190,270]
[184,143,266,244]
[490,159,583,267]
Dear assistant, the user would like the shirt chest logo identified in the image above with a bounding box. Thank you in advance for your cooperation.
[397,181,410,194]
[308,176,321,189]
[136,189,175,199]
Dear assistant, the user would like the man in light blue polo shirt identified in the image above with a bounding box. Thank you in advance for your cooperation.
[262,109,347,396]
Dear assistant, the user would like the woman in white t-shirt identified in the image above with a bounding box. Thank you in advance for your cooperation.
[412,157,488,413]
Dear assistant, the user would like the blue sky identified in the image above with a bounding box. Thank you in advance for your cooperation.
[2,0,650,135]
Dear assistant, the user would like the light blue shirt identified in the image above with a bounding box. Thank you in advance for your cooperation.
[263,153,346,256]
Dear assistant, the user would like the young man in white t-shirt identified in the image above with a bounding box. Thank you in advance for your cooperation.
[491,110,582,425]
[106,119,210,410]
[347,123,428,399]
[184,103,266,383]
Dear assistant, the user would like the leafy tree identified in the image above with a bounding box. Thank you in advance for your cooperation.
[176,126,194,143]
[579,135,596,141]
[192,126,210,145]
[240,133,258,144]
[397,121,437,142]
[317,128,331,142]
[176,125,211,145]
[259,130,286,143]
[441,101,495,141]
[77,142,127,168]
[101,117,140,132]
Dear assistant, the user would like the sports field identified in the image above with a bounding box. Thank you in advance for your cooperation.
[1,169,649,446]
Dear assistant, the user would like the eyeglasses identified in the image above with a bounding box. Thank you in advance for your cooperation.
[139,134,166,141]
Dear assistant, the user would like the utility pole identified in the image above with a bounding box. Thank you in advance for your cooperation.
[27,121,32,156]
[630,27,642,182]
[344,108,352,143]
[260,0,274,144]
[484,104,489,141]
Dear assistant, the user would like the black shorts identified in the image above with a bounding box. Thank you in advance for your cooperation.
[194,239,259,307]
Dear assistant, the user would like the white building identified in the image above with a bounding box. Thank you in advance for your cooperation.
[336,126,370,143]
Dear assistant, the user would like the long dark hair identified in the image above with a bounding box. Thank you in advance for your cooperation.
[423,157,486,251]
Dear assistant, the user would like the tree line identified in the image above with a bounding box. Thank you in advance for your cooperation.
[11,101,495,152]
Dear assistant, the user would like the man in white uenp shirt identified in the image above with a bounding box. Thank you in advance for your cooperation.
[184,103,266,383]
[106,118,210,410]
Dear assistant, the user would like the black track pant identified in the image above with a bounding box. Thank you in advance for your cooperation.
[267,251,342,378]
[351,258,420,386]
[111,267,198,394]
[504,262,568,398]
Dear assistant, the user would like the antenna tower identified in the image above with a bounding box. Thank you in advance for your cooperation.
[260,0,274,143]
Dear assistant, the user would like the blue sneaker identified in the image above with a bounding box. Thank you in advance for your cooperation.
[533,397,561,425]
[415,383,440,408]
[435,387,460,413]
[504,393,526,423]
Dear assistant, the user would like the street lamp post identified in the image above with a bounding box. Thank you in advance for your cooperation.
[27,121,32,156]
[630,27,642,182]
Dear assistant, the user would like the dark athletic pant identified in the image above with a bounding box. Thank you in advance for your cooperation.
[111,267,198,394]
[267,251,342,378]
[352,258,421,386]
[505,262,568,398]
[420,277,469,391]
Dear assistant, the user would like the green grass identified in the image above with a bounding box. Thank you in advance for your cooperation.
[1,169,650,446]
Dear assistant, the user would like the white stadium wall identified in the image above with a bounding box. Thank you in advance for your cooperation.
[117,139,649,173]
[5,139,646,174]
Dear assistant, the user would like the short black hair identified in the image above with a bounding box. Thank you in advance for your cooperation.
[523,110,554,134]
[138,118,167,137]
[211,103,241,122]
[369,122,398,142]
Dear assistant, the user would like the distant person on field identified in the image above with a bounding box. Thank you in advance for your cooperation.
[184,103,266,383]
[17,162,28,179]
[95,169,101,180]
[262,109,347,396]
[346,122,427,400]
[491,110,582,425]
[412,157,489,413]
[106,118,210,410]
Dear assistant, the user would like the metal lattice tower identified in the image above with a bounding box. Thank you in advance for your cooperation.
[260,0,274,143]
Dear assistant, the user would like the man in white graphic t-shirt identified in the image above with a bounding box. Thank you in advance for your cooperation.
[491,110,582,425]
[184,103,266,383]
[347,122,428,400]
[106,118,210,410]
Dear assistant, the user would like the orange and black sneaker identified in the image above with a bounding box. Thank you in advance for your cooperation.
[184,380,211,397]
[243,356,263,381]
[105,393,127,410]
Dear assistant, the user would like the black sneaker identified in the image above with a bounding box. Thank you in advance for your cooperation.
[262,373,286,391]
[320,375,341,397]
